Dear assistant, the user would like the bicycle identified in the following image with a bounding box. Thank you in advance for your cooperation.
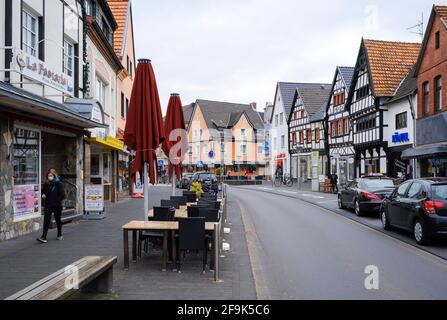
[273,174,294,187]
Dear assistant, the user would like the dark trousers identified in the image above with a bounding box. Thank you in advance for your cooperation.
[332,183,339,193]
[42,206,62,239]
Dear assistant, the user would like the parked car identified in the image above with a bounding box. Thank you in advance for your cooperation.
[192,172,218,192]
[178,173,194,189]
[338,176,397,216]
[381,178,447,245]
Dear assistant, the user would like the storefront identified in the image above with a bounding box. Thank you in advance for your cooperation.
[330,155,355,186]
[0,84,102,242]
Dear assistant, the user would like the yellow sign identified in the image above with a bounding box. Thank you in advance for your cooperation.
[88,135,124,151]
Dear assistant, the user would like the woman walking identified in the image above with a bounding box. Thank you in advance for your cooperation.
[37,169,65,243]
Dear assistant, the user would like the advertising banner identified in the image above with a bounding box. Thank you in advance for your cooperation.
[85,185,104,213]
[13,185,40,221]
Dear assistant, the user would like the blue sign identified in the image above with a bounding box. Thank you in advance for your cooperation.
[208,150,215,159]
[158,160,164,167]
[392,132,410,144]
[197,161,204,168]
[264,141,270,152]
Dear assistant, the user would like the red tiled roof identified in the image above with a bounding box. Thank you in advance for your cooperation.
[435,5,447,21]
[107,0,129,57]
[364,39,421,97]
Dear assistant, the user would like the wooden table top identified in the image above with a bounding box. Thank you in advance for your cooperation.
[148,206,188,219]
[123,221,218,231]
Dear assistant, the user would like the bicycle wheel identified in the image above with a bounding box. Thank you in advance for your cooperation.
[273,178,282,187]
[286,178,294,187]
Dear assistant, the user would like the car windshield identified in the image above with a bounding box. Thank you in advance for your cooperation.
[362,179,395,189]
[432,185,447,201]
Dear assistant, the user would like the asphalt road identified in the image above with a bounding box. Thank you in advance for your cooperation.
[230,187,447,300]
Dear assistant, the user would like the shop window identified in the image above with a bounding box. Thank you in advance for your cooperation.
[13,127,41,221]
[103,153,111,184]
[91,154,100,176]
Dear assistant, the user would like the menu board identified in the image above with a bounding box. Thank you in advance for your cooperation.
[85,185,104,213]
[13,185,40,220]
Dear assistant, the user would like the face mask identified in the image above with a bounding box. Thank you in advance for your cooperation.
[48,176,55,182]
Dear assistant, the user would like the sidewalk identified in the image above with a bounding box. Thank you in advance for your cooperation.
[0,187,256,300]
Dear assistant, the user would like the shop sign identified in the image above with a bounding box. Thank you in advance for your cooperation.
[275,153,286,160]
[13,185,40,221]
[158,160,165,167]
[197,161,204,168]
[13,49,74,96]
[85,185,104,213]
[392,132,410,144]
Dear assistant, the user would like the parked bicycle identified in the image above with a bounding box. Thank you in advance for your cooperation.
[273,174,294,187]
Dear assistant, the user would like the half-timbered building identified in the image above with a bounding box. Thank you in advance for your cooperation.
[346,39,421,177]
[326,67,355,185]
[289,85,331,182]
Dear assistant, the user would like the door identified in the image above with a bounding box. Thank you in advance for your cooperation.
[339,159,348,186]
[400,182,425,230]
[389,181,412,227]
[342,179,357,207]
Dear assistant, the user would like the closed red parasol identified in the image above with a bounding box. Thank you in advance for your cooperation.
[124,59,165,217]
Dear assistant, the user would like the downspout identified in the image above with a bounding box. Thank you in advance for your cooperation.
[408,93,417,178]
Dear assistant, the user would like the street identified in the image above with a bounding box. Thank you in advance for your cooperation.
[230,186,447,300]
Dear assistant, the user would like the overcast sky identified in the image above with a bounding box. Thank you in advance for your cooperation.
[133,0,435,113]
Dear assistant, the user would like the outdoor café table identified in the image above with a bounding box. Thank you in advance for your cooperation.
[122,221,219,272]
[148,206,189,219]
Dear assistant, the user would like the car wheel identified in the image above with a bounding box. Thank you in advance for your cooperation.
[381,209,391,231]
[354,199,362,217]
[414,220,430,246]
[338,196,346,209]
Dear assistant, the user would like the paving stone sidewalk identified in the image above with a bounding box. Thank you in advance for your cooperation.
[0,186,256,300]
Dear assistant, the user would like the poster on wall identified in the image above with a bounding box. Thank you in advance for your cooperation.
[13,185,40,221]
[85,185,104,213]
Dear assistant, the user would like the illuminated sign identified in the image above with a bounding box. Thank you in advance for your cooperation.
[392,132,410,144]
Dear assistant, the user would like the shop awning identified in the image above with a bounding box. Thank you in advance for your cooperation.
[0,81,105,131]
[402,144,447,159]
[87,135,125,151]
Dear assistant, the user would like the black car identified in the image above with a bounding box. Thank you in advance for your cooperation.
[381,178,447,245]
[193,172,218,192]
[338,176,397,216]
[178,173,194,189]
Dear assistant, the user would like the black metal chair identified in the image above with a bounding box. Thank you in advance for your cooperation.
[200,207,220,222]
[161,199,180,209]
[183,191,197,203]
[198,200,220,210]
[171,196,187,206]
[176,218,208,273]
[153,206,176,221]
[187,205,210,218]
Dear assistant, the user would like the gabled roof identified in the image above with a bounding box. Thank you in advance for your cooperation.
[182,103,195,126]
[271,82,332,122]
[188,100,264,131]
[310,103,328,123]
[108,0,131,57]
[414,5,447,76]
[338,66,355,90]
[388,66,418,104]
[295,86,331,122]
[363,39,421,97]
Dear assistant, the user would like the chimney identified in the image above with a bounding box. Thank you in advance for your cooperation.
[250,102,257,111]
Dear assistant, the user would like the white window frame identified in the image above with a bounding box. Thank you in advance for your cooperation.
[63,39,74,77]
[240,144,247,155]
[96,76,107,109]
[22,9,39,57]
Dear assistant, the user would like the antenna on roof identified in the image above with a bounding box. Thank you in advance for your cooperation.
[407,13,424,40]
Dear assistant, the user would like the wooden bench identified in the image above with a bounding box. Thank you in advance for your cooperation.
[5,256,117,300]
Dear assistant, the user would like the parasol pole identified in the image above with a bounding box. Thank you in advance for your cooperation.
[172,172,176,196]
[144,162,149,221]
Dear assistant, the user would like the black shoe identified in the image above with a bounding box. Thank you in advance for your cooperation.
[37,237,47,244]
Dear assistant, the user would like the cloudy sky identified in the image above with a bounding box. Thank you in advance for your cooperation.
[133,0,435,113]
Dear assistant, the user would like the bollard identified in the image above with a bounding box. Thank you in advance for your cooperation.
[214,223,220,282]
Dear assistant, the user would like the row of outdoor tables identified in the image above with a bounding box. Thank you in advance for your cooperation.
[122,199,225,272]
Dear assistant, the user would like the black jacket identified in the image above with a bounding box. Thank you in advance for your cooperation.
[42,181,65,208]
